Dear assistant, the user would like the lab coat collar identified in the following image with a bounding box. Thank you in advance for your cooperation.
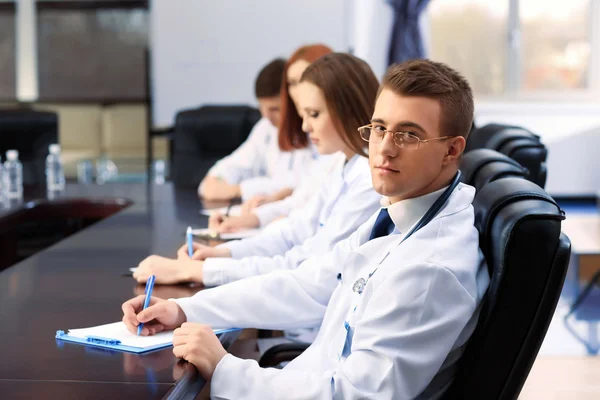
[380,181,475,235]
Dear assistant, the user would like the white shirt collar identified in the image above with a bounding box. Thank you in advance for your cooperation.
[380,185,449,235]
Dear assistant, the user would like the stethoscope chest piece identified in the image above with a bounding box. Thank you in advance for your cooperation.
[353,278,367,294]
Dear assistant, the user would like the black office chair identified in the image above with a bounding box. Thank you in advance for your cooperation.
[170,105,261,186]
[465,123,520,153]
[0,109,58,185]
[460,149,529,191]
[442,178,570,399]
[483,128,548,188]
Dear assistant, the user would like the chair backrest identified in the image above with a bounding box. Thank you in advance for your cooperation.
[484,128,548,188]
[0,109,58,185]
[461,149,530,191]
[465,123,520,153]
[171,105,261,186]
[443,178,570,400]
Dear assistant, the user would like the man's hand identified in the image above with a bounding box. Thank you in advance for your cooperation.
[172,322,228,380]
[241,195,270,214]
[121,295,187,336]
[208,213,226,230]
[176,243,231,261]
[215,214,260,233]
[134,255,203,284]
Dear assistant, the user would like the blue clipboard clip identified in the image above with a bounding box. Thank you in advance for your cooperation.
[85,335,122,346]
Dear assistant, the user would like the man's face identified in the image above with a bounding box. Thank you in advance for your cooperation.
[368,88,462,203]
[257,96,282,128]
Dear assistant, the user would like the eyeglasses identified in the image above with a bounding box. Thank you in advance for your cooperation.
[358,124,453,150]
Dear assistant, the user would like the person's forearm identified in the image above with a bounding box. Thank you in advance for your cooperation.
[199,176,241,201]
[270,187,294,202]
[173,269,328,330]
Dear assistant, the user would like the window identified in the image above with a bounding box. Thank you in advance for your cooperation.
[0,2,16,101]
[429,0,507,96]
[36,3,148,101]
[429,0,593,98]
[520,0,590,91]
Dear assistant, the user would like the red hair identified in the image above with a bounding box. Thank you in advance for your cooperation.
[278,44,333,151]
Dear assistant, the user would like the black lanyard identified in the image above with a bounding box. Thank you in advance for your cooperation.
[352,170,463,294]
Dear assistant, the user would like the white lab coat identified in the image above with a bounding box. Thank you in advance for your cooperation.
[173,183,490,399]
[252,152,338,227]
[202,153,382,287]
[205,117,317,201]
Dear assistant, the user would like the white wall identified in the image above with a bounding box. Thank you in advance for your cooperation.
[150,2,599,196]
[150,0,350,127]
[352,0,394,79]
[475,103,600,197]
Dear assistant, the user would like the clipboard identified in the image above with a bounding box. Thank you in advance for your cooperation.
[56,321,238,354]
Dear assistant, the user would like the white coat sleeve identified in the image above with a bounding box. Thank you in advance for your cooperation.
[217,183,327,260]
[252,195,296,227]
[252,152,338,226]
[208,263,479,400]
[171,222,370,330]
[202,180,381,287]
[206,118,271,185]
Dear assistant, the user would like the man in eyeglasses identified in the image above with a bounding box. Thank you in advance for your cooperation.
[122,59,490,400]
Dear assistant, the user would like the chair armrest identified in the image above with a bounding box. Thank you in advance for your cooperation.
[258,342,310,368]
[151,126,174,139]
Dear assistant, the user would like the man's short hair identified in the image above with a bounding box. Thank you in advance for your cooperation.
[381,59,474,140]
[255,58,286,99]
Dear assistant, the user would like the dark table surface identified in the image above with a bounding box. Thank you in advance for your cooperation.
[0,183,228,399]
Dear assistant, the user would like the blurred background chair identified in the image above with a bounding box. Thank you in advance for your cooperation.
[467,124,548,188]
[170,105,261,187]
[460,148,530,191]
[443,178,569,399]
[0,108,58,185]
[465,123,520,153]
[484,128,548,188]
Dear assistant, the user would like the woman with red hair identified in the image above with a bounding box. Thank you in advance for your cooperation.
[200,44,333,212]
[208,44,336,230]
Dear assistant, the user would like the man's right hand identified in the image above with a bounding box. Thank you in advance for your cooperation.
[177,242,231,261]
[122,295,187,336]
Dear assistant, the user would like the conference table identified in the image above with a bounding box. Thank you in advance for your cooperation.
[0,183,236,399]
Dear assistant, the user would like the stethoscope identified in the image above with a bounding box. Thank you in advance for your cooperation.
[351,170,462,294]
[337,170,463,359]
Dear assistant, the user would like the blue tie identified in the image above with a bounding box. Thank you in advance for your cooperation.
[368,208,395,240]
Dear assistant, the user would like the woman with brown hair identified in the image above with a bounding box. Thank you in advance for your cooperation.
[134,53,382,293]
[207,44,336,231]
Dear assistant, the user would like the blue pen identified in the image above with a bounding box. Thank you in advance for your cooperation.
[137,274,156,336]
[186,226,194,258]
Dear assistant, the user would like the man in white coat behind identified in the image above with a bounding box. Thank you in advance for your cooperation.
[122,59,490,400]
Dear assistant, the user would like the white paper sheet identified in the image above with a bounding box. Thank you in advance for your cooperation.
[67,322,173,349]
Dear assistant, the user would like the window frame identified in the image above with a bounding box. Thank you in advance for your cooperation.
[0,1,16,101]
[11,0,149,103]
[426,0,600,102]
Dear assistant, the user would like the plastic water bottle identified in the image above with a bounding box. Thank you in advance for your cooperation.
[153,159,166,184]
[0,155,3,200]
[46,144,66,192]
[3,150,23,199]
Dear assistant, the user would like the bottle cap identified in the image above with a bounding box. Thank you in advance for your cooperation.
[6,150,18,161]
[49,144,61,154]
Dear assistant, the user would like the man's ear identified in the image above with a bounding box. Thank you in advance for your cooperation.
[443,136,466,165]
